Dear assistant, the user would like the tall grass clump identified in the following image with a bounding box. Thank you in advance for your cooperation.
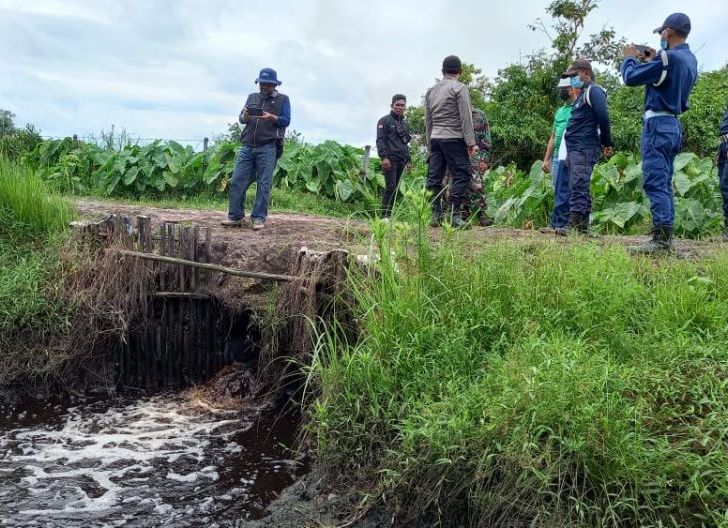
[309,219,728,527]
[0,158,75,384]
[0,157,75,240]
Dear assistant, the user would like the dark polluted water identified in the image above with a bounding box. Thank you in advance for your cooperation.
[0,393,307,527]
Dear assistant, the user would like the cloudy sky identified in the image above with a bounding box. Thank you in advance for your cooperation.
[2,0,725,148]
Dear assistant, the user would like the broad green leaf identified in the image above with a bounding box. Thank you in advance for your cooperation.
[123,166,139,185]
[673,171,692,196]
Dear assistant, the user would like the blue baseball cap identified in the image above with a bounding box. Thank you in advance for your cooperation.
[653,13,691,35]
[255,67,282,86]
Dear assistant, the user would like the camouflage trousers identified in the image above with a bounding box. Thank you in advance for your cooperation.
[443,171,489,221]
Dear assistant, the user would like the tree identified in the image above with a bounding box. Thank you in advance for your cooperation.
[529,0,626,72]
[0,109,16,136]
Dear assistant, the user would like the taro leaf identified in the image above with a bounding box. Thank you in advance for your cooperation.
[163,172,178,188]
[677,198,705,232]
[674,152,697,174]
[154,178,166,192]
[165,154,181,174]
[136,180,147,193]
[106,173,121,195]
[123,166,139,185]
[673,171,692,196]
[305,176,321,194]
[600,164,620,189]
[599,201,642,228]
[335,179,354,202]
[168,140,186,156]
[623,162,643,183]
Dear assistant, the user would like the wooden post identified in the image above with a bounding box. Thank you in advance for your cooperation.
[203,137,209,151]
[362,145,371,177]
[73,134,78,146]
[136,216,152,251]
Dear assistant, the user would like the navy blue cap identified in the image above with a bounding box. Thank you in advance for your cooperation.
[255,67,282,86]
[653,13,691,35]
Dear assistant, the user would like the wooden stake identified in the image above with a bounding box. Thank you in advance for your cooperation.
[116,249,295,282]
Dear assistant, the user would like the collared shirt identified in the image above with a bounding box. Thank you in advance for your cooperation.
[620,43,698,115]
[553,103,573,154]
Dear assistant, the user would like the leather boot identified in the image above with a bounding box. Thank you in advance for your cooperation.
[429,196,443,228]
[628,226,675,255]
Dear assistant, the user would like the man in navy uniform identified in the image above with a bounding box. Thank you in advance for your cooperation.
[718,106,728,241]
[621,13,698,253]
[558,59,613,235]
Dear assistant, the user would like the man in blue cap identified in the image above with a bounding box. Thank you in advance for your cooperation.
[222,67,291,230]
[558,58,613,235]
[718,105,728,241]
[621,13,698,253]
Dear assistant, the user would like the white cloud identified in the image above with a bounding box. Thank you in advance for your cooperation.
[1,0,725,148]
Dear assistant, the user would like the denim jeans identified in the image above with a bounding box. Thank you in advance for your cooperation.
[551,160,570,228]
[227,143,277,221]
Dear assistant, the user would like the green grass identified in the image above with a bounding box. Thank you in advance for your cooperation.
[0,158,75,241]
[0,159,75,382]
[309,214,728,526]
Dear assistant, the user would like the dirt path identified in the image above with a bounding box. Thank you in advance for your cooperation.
[75,199,727,263]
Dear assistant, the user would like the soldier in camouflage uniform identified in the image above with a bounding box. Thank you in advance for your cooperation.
[443,108,494,226]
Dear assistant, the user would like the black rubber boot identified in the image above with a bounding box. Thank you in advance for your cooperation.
[628,226,675,255]
[477,215,494,227]
[555,212,588,236]
[443,204,470,230]
[429,196,443,228]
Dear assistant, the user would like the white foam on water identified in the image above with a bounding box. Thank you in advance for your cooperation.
[0,394,267,526]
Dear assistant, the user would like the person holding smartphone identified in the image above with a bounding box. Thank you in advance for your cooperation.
[222,67,291,230]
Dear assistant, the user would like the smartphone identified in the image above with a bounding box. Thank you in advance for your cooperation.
[247,106,263,117]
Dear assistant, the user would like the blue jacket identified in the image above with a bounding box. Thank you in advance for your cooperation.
[620,43,697,115]
[720,107,728,136]
[564,82,612,151]
[239,91,291,147]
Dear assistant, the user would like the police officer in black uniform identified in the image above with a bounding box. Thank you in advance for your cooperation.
[376,94,412,218]
[621,13,698,253]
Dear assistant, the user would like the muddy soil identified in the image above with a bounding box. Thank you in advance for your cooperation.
[76,199,727,263]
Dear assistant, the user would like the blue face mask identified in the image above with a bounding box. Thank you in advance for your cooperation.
[660,39,669,50]
[570,76,584,89]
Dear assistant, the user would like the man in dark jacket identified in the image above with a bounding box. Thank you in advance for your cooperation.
[222,67,291,230]
[558,59,613,235]
[376,94,412,218]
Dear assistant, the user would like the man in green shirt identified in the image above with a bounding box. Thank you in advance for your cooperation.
[541,77,578,230]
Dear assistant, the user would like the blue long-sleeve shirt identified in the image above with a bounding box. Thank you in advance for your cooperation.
[620,43,697,115]
[564,82,612,151]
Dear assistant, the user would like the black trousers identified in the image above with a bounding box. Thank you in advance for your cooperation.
[426,138,471,207]
[381,161,406,217]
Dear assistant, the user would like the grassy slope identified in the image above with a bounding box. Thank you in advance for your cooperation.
[0,159,75,383]
[310,221,728,527]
